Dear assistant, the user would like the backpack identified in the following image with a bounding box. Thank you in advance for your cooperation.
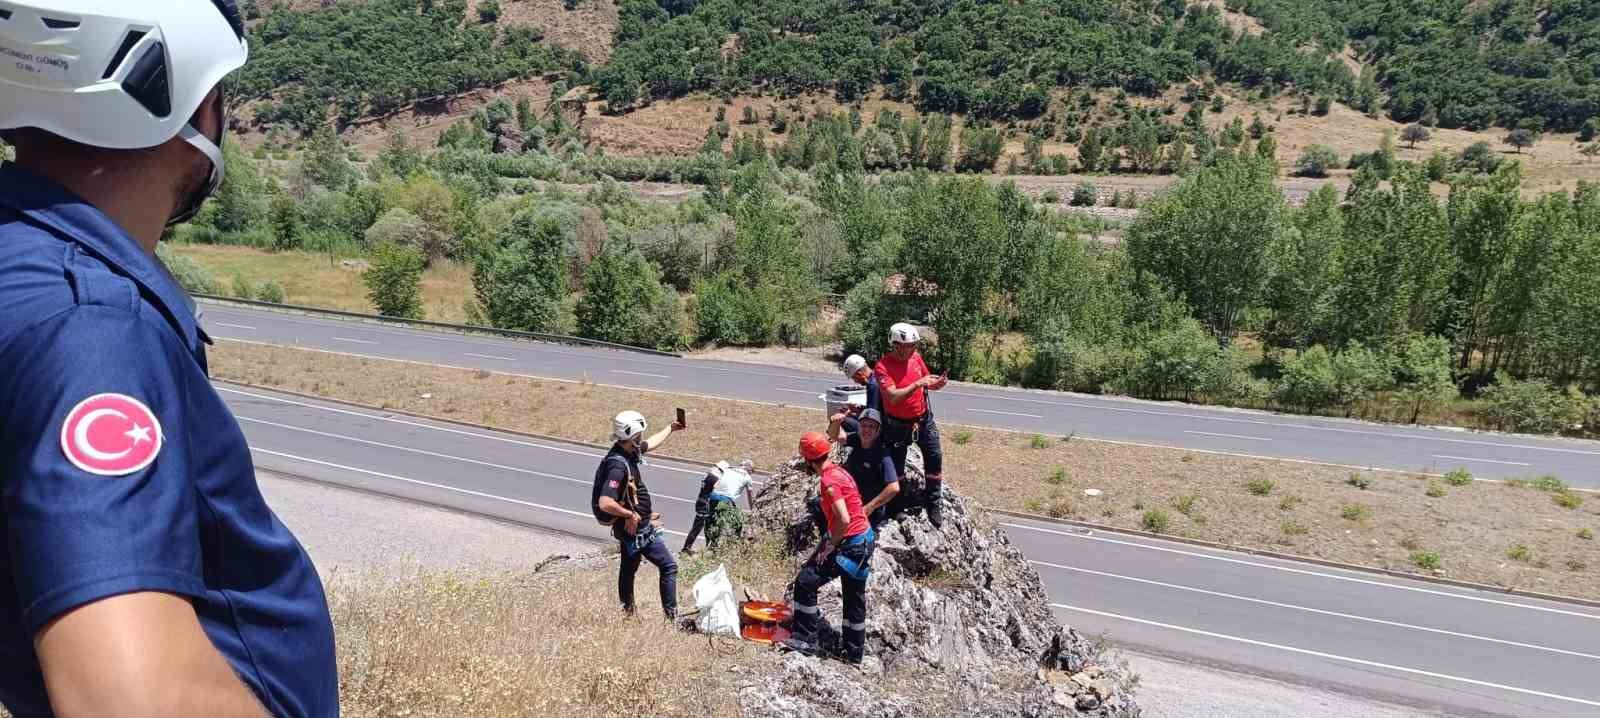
[591,453,636,525]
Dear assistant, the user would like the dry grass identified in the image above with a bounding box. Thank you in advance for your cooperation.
[329,539,784,718]
[172,244,475,322]
[211,341,1600,601]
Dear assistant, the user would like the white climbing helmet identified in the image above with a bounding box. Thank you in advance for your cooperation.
[0,1,248,221]
[889,322,921,345]
[842,354,869,378]
[613,410,648,442]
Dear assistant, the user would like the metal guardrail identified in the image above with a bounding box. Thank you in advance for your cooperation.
[194,294,684,358]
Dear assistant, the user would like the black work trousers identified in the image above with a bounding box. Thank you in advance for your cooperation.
[790,535,875,662]
[619,534,678,619]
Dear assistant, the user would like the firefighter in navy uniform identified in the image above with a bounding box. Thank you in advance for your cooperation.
[593,410,686,619]
[0,3,337,716]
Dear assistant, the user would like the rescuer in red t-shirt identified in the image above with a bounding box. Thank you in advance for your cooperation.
[782,432,876,665]
[873,322,949,527]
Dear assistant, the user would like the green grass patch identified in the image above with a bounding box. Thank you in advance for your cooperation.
[1507,544,1533,562]
[1173,495,1198,517]
[1030,434,1051,450]
[1425,482,1446,498]
[1246,478,1275,496]
[1443,468,1473,486]
[1346,474,1372,490]
[1281,519,1309,536]
[1410,552,1441,570]
[1141,509,1171,534]
[1045,467,1068,485]
[1340,504,1370,521]
[1554,491,1584,510]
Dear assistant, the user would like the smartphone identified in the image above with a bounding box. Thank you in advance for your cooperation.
[676,407,687,428]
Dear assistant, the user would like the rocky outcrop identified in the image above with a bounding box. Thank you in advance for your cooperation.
[739,450,1141,717]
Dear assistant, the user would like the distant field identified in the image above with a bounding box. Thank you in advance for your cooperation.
[168,244,475,323]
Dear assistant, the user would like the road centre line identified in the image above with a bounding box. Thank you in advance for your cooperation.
[1051,603,1600,709]
[331,336,378,345]
[217,386,711,477]
[613,370,671,379]
[1031,560,1600,662]
[464,352,516,361]
[1432,454,1532,467]
[967,408,1046,419]
[250,447,690,537]
[940,390,1600,456]
[212,322,256,330]
[1185,430,1272,442]
[236,416,694,505]
[776,388,819,395]
[1003,522,1600,620]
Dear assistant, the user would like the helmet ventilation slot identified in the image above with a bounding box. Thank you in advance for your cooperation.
[102,30,148,80]
[41,17,79,30]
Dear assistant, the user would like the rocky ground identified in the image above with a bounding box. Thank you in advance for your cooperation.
[739,452,1141,717]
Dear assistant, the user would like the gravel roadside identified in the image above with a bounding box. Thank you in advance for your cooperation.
[258,470,599,576]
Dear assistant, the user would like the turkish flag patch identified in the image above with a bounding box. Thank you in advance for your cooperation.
[59,393,163,477]
[608,480,619,489]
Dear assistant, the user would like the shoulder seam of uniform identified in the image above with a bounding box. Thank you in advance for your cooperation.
[0,304,80,363]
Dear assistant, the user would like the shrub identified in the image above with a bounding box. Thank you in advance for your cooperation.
[1276,345,1339,412]
[1030,435,1050,449]
[1278,495,1301,511]
[1569,560,1588,572]
[1425,482,1446,498]
[576,247,680,349]
[1443,469,1473,486]
[475,209,569,333]
[1294,145,1339,178]
[1346,474,1372,490]
[1040,189,1061,204]
[1410,552,1441,570]
[1141,510,1170,534]
[258,281,287,304]
[364,242,426,319]
[1580,529,1594,540]
[1507,544,1532,562]
[1281,519,1308,536]
[366,208,443,265]
[1479,373,1590,435]
[1045,467,1068,485]
[1173,495,1197,516]
[477,0,499,22]
[1246,478,1275,496]
[230,274,256,300]
[953,430,973,445]
[1530,475,1569,492]
[1341,504,1369,521]
[1554,491,1583,510]
[1070,183,1097,206]
[155,245,219,295]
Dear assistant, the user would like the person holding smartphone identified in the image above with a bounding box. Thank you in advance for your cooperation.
[592,410,686,619]
[874,323,950,528]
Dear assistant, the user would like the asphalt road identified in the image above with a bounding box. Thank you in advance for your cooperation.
[200,303,1600,486]
[224,383,1600,717]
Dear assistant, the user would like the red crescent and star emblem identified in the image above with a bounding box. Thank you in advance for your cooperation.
[59,393,163,477]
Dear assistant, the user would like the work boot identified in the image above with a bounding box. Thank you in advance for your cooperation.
[780,636,821,656]
[926,494,943,529]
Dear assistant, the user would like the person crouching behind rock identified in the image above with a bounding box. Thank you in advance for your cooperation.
[592,410,684,619]
[783,432,877,665]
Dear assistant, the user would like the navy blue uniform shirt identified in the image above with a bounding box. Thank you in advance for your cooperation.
[0,163,338,717]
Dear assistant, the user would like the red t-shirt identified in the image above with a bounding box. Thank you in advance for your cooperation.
[874,352,930,420]
[820,463,870,539]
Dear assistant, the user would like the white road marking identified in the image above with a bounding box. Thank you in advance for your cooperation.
[1432,454,1532,467]
[213,322,257,330]
[967,409,1045,419]
[1051,603,1600,709]
[1002,521,1600,620]
[1185,430,1272,442]
[331,336,378,345]
[1032,560,1600,662]
[237,415,693,504]
[938,390,1600,456]
[217,385,724,479]
[776,388,820,395]
[251,447,690,537]
[464,352,516,362]
[612,370,670,379]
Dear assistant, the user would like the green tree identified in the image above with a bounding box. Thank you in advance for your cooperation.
[474,209,570,333]
[375,129,425,181]
[898,176,1007,379]
[956,127,1004,173]
[1078,128,1104,173]
[1401,124,1431,149]
[1295,145,1339,177]
[924,114,953,171]
[1393,334,1458,423]
[1249,114,1268,139]
[1276,345,1339,413]
[576,246,679,348]
[364,241,425,319]
[1448,163,1524,370]
[1127,153,1284,338]
[269,195,303,251]
[206,139,269,233]
[297,125,359,193]
[1504,129,1537,154]
[365,208,436,262]
[1265,185,1341,348]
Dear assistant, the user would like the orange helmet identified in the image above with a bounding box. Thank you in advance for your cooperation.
[799,432,831,462]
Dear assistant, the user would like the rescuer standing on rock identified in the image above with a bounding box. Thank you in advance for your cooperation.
[875,323,949,527]
[784,432,877,665]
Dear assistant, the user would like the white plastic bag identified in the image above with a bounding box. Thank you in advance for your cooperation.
[692,563,739,637]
